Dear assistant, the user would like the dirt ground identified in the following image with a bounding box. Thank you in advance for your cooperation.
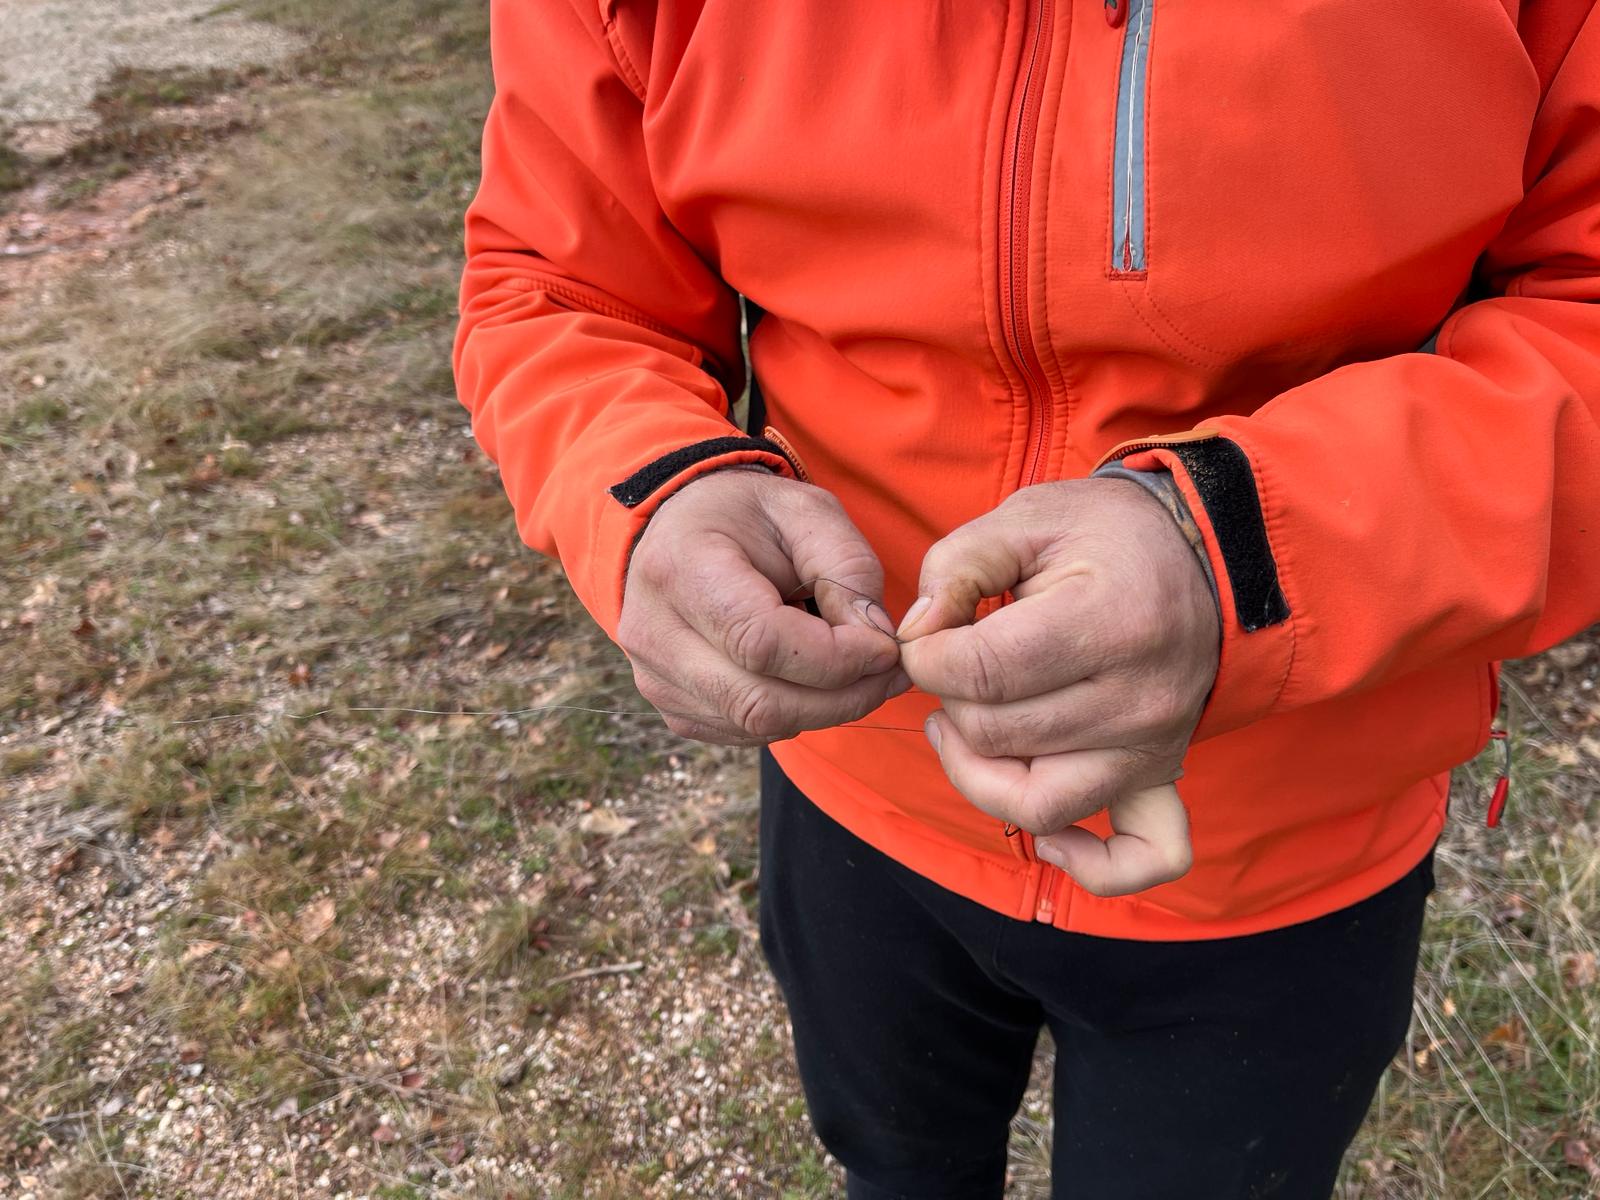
[0,0,299,155]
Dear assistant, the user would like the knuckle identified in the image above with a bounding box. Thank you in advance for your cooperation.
[1166,838,1195,880]
[957,705,1012,759]
[957,633,1009,701]
[724,609,779,675]
[731,684,793,742]
[1054,776,1117,829]
[662,713,700,739]
[630,540,674,589]
[616,608,652,659]
[633,673,668,708]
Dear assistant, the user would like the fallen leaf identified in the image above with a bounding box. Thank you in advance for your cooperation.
[578,810,636,838]
[48,847,81,879]
[691,834,717,856]
[1563,952,1597,992]
[183,940,222,963]
[1565,1138,1598,1178]
[288,662,312,688]
[178,1040,204,1065]
[297,896,336,943]
[185,454,221,489]
[399,1070,424,1089]
[371,1121,399,1144]
[1482,1016,1529,1065]
[263,948,294,973]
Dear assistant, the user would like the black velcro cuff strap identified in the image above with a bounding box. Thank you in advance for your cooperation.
[1161,438,1290,633]
[607,436,793,509]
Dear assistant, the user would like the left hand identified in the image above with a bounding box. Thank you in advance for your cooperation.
[897,477,1220,897]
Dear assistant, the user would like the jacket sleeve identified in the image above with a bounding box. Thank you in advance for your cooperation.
[453,0,796,639]
[1100,9,1600,741]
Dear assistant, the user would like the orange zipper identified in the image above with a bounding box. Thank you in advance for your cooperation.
[1000,0,1055,494]
[998,0,1060,922]
[1035,863,1063,922]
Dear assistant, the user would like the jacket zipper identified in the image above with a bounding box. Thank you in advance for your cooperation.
[1110,0,1153,273]
[998,0,1058,920]
[1001,0,1056,494]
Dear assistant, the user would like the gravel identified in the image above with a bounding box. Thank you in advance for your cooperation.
[0,0,302,131]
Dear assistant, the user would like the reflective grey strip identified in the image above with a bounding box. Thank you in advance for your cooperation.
[1111,0,1153,273]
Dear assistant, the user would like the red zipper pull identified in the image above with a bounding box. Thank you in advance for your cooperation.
[1486,729,1511,828]
[1106,0,1127,27]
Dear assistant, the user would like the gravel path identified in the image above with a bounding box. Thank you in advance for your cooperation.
[0,0,300,131]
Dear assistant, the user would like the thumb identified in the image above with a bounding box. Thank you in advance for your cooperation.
[897,509,1029,641]
[1032,783,1194,898]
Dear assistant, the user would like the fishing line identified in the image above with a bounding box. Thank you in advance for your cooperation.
[171,577,930,735]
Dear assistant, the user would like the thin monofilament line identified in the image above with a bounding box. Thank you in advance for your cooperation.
[172,576,924,733]
[176,702,926,735]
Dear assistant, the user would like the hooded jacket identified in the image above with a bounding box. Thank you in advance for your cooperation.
[455,0,1600,939]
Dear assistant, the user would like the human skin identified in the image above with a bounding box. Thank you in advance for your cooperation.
[623,469,1215,897]
[897,478,1220,897]
[619,468,908,746]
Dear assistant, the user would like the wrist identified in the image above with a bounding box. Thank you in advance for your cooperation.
[1093,465,1219,617]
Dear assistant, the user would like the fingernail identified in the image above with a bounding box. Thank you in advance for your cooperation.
[897,595,933,639]
[923,714,942,754]
[851,596,895,638]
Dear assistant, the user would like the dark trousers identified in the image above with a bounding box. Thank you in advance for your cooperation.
[756,750,1432,1200]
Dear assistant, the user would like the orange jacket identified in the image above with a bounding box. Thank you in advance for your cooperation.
[455,0,1600,939]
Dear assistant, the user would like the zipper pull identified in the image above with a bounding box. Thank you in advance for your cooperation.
[1485,729,1511,828]
[1106,0,1127,27]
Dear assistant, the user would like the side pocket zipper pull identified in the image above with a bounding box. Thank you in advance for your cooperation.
[1486,729,1511,828]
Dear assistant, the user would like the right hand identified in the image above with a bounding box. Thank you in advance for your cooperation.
[619,468,908,744]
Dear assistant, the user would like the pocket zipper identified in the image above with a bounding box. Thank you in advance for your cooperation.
[1111,0,1154,274]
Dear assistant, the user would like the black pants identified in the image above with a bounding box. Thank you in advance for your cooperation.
[756,750,1433,1200]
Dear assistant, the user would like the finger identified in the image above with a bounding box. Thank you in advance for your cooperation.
[896,507,1032,641]
[898,589,1112,703]
[637,634,912,745]
[772,491,897,640]
[925,710,1132,833]
[1033,784,1193,898]
[676,537,899,688]
[940,682,1136,759]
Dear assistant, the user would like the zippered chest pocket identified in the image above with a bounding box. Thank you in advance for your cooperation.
[1110,0,1154,276]
[1090,0,1530,367]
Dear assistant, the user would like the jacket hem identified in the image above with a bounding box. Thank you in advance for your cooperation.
[769,736,1450,942]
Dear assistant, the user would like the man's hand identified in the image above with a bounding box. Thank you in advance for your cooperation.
[620,469,908,745]
[897,477,1220,897]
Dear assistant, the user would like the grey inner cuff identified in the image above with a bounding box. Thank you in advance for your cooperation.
[1093,464,1222,614]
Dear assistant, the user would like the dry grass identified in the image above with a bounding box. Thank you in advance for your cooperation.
[1,2,1597,1196]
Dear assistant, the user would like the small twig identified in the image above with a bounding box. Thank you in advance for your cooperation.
[547,960,644,986]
